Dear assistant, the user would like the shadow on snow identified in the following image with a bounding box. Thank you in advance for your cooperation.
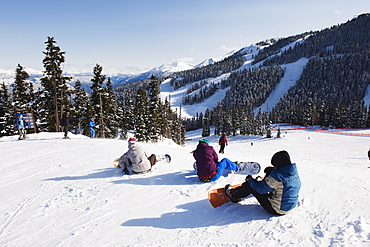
[121,199,274,229]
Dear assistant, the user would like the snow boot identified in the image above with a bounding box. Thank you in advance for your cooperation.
[224,184,242,203]
[225,183,252,203]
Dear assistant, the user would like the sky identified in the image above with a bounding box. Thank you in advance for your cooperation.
[0,0,369,74]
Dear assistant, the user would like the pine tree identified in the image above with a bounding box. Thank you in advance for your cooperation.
[171,108,186,145]
[39,37,71,131]
[90,64,106,138]
[103,77,119,138]
[148,75,161,142]
[0,82,16,136]
[134,88,149,142]
[71,80,91,135]
[201,109,210,137]
[12,64,30,111]
[120,91,135,139]
[158,97,172,139]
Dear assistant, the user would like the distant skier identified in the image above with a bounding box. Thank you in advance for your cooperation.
[218,134,228,153]
[88,117,95,138]
[60,114,70,139]
[225,150,301,215]
[16,115,26,140]
[117,138,157,175]
[193,139,238,182]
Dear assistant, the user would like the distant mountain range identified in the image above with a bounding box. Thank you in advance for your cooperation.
[0,55,219,93]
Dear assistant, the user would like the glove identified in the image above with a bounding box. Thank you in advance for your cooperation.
[264,166,274,177]
[245,175,253,182]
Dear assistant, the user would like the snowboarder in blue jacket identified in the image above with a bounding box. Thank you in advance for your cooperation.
[88,117,95,138]
[16,115,26,140]
[225,150,301,215]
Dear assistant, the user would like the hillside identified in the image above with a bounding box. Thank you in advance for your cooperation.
[114,14,370,130]
[1,127,370,246]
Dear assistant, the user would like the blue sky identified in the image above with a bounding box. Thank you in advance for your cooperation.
[0,0,369,74]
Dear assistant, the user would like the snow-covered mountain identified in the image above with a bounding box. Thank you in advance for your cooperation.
[0,59,196,93]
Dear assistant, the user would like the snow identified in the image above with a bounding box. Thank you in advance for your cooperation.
[1,128,370,246]
[254,58,309,114]
[160,73,231,118]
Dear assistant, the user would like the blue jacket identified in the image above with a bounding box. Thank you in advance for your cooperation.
[16,117,24,129]
[88,120,95,128]
[249,163,301,214]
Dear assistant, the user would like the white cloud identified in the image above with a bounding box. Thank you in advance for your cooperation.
[218,45,238,52]
[171,57,195,63]
[333,9,342,15]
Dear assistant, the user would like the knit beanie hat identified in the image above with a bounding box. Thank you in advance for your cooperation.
[271,150,291,168]
[128,137,136,142]
[199,139,210,145]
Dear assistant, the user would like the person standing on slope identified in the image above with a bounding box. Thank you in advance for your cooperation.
[117,138,157,175]
[60,114,70,139]
[88,117,95,138]
[225,150,301,215]
[16,115,26,140]
[193,139,238,182]
[218,133,228,154]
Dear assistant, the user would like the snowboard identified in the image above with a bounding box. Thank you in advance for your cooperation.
[236,162,261,175]
[113,154,171,168]
[208,183,242,208]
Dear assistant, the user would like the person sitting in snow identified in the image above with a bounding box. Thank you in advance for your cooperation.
[225,150,301,215]
[193,139,238,182]
[117,138,157,175]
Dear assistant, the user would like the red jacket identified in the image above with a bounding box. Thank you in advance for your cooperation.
[218,134,228,145]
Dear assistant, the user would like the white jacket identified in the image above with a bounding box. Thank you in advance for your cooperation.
[118,142,152,173]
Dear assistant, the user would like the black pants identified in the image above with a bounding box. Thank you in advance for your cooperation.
[219,144,225,153]
[63,126,68,137]
[233,182,280,215]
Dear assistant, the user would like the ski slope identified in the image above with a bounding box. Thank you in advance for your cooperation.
[1,127,370,246]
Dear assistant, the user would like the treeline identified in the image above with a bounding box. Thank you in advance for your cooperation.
[183,107,272,138]
[220,66,284,109]
[116,76,186,145]
[0,37,185,145]
[257,13,370,67]
[183,14,370,134]
[271,54,370,127]
[169,54,245,90]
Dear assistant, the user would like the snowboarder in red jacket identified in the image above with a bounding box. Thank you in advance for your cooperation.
[218,134,228,154]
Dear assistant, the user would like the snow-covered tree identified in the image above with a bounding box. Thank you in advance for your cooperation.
[38,37,71,132]
[90,64,106,138]
[103,77,119,138]
[148,75,161,142]
[0,82,16,136]
[134,88,149,142]
[71,80,91,135]
[12,64,30,111]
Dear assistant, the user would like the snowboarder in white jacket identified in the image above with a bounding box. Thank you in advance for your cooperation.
[118,138,156,174]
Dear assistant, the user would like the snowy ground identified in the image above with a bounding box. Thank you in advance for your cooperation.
[1,127,370,247]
